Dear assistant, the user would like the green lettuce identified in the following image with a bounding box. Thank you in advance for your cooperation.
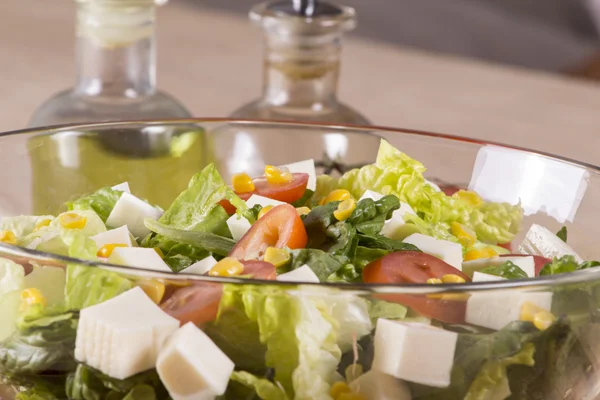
[0,215,54,238]
[0,258,25,342]
[480,261,528,279]
[539,255,600,276]
[367,299,408,323]
[66,187,124,223]
[313,139,523,245]
[230,371,289,400]
[287,249,346,282]
[556,226,567,243]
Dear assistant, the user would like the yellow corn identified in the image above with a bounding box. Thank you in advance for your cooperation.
[265,165,293,185]
[33,219,52,232]
[258,205,274,219]
[533,310,556,331]
[338,394,368,400]
[153,247,165,259]
[427,293,470,301]
[464,247,498,261]
[427,278,443,284]
[97,243,128,258]
[232,173,255,193]
[441,274,466,284]
[264,247,291,268]
[0,230,17,245]
[320,189,352,206]
[136,279,166,304]
[296,207,311,216]
[21,288,46,308]
[329,382,352,399]
[209,257,245,277]
[520,301,548,322]
[451,222,477,247]
[59,212,87,229]
[333,198,357,221]
[453,190,483,207]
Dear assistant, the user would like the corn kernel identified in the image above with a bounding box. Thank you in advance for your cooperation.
[427,293,470,301]
[136,279,166,304]
[232,173,255,193]
[153,247,165,259]
[427,278,443,284]
[265,165,293,185]
[330,382,352,399]
[333,198,357,221]
[33,219,52,232]
[453,190,483,207]
[97,243,128,258]
[338,394,368,400]
[451,222,477,247]
[264,247,291,268]
[209,257,244,277]
[296,207,311,216]
[0,230,17,245]
[464,247,498,261]
[441,274,466,284]
[258,205,274,219]
[533,310,556,331]
[21,288,46,308]
[59,212,87,229]
[320,189,352,206]
[520,301,546,322]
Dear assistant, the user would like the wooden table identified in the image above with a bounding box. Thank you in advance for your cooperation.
[1,0,599,165]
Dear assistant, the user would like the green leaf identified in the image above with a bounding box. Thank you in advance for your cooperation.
[0,215,54,239]
[539,255,582,276]
[556,226,567,243]
[288,249,345,282]
[66,187,124,223]
[356,233,420,252]
[302,202,358,261]
[291,189,315,208]
[367,299,408,323]
[347,195,400,235]
[577,260,600,270]
[16,384,62,400]
[480,261,528,279]
[65,263,133,311]
[230,371,290,400]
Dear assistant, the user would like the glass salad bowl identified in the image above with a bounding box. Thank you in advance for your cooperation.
[1,119,600,400]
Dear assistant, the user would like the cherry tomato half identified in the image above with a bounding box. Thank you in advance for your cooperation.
[220,173,309,214]
[229,204,307,260]
[498,242,513,252]
[241,260,277,280]
[363,251,470,324]
[500,254,551,276]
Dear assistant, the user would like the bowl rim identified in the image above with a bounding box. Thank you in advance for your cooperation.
[4,117,600,292]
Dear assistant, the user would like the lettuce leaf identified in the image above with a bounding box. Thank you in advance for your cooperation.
[66,187,124,223]
[0,258,25,342]
[480,261,528,279]
[0,215,54,238]
[230,371,289,400]
[539,255,600,276]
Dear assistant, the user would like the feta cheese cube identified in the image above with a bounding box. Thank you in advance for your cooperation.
[75,287,179,379]
[108,247,172,273]
[111,182,131,193]
[359,190,384,201]
[466,291,553,331]
[280,159,317,191]
[182,257,217,275]
[518,224,583,263]
[106,193,163,239]
[349,370,412,400]
[245,194,285,208]
[372,319,457,387]
[403,234,463,270]
[358,191,417,240]
[226,214,252,241]
[472,271,507,282]
[462,256,535,278]
[157,322,234,400]
[91,226,134,249]
[276,265,320,283]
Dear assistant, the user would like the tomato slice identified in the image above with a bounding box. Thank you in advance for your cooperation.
[220,173,309,214]
[241,260,277,280]
[440,185,461,196]
[363,251,470,324]
[161,282,222,325]
[229,204,308,260]
[498,242,513,252]
[500,254,551,276]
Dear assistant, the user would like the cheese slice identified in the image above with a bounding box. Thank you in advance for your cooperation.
[226,214,252,241]
[111,182,131,193]
[276,265,320,283]
[106,193,163,238]
[75,287,179,380]
[108,247,172,273]
[91,226,134,249]
[472,271,507,282]
[518,223,583,263]
[182,257,217,275]
[403,233,463,270]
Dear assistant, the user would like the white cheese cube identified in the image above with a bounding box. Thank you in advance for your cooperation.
[91,226,134,249]
[466,291,553,331]
[472,272,507,282]
[518,224,583,263]
[226,214,252,241]
[403,233,463,270]
[276,265,320,283]
[111,182,131,193]
[106,193,163,239]
[359,190,384,201]
[182,257,217,275]
[108,247,172,273]
[75,287,179,379]
[280,159,317,191]
[462,256,535,278]
[245,194,285,208]
[372,319,457,387]
[349,370,412,400]
[157,322,234,400]
[24,266,66,306]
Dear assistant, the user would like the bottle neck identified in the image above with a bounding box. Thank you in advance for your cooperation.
[74,4,156,98]
[261,33,342,110]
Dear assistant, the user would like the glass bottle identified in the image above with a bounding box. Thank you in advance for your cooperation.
[29,0,191,128]
[230,1,370,125]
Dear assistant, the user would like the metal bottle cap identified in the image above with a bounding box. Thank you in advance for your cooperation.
[266,0,343,17]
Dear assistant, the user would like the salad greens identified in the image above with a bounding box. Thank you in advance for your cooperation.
[480,261,528,279]
[556,226,568,243]
[66,187,124,223]
[539,255,600,276]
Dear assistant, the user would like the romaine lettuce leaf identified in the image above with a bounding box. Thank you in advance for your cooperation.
[66,187,123,223]
[230,371,289,400]
[539,255,600,276]
[0,258,25,342]
[0,216,54,238]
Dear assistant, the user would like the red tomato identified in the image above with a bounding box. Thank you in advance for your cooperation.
[440,185,462,196]
[229,204,308,260]
[363,251,470,323]
[498,242,513,252]
[161,282,222,325]
[500,254,551,275]
[241,260,277,280]
[220,173,309,214]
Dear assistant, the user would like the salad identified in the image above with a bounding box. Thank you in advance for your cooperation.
[0,139,599,400]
